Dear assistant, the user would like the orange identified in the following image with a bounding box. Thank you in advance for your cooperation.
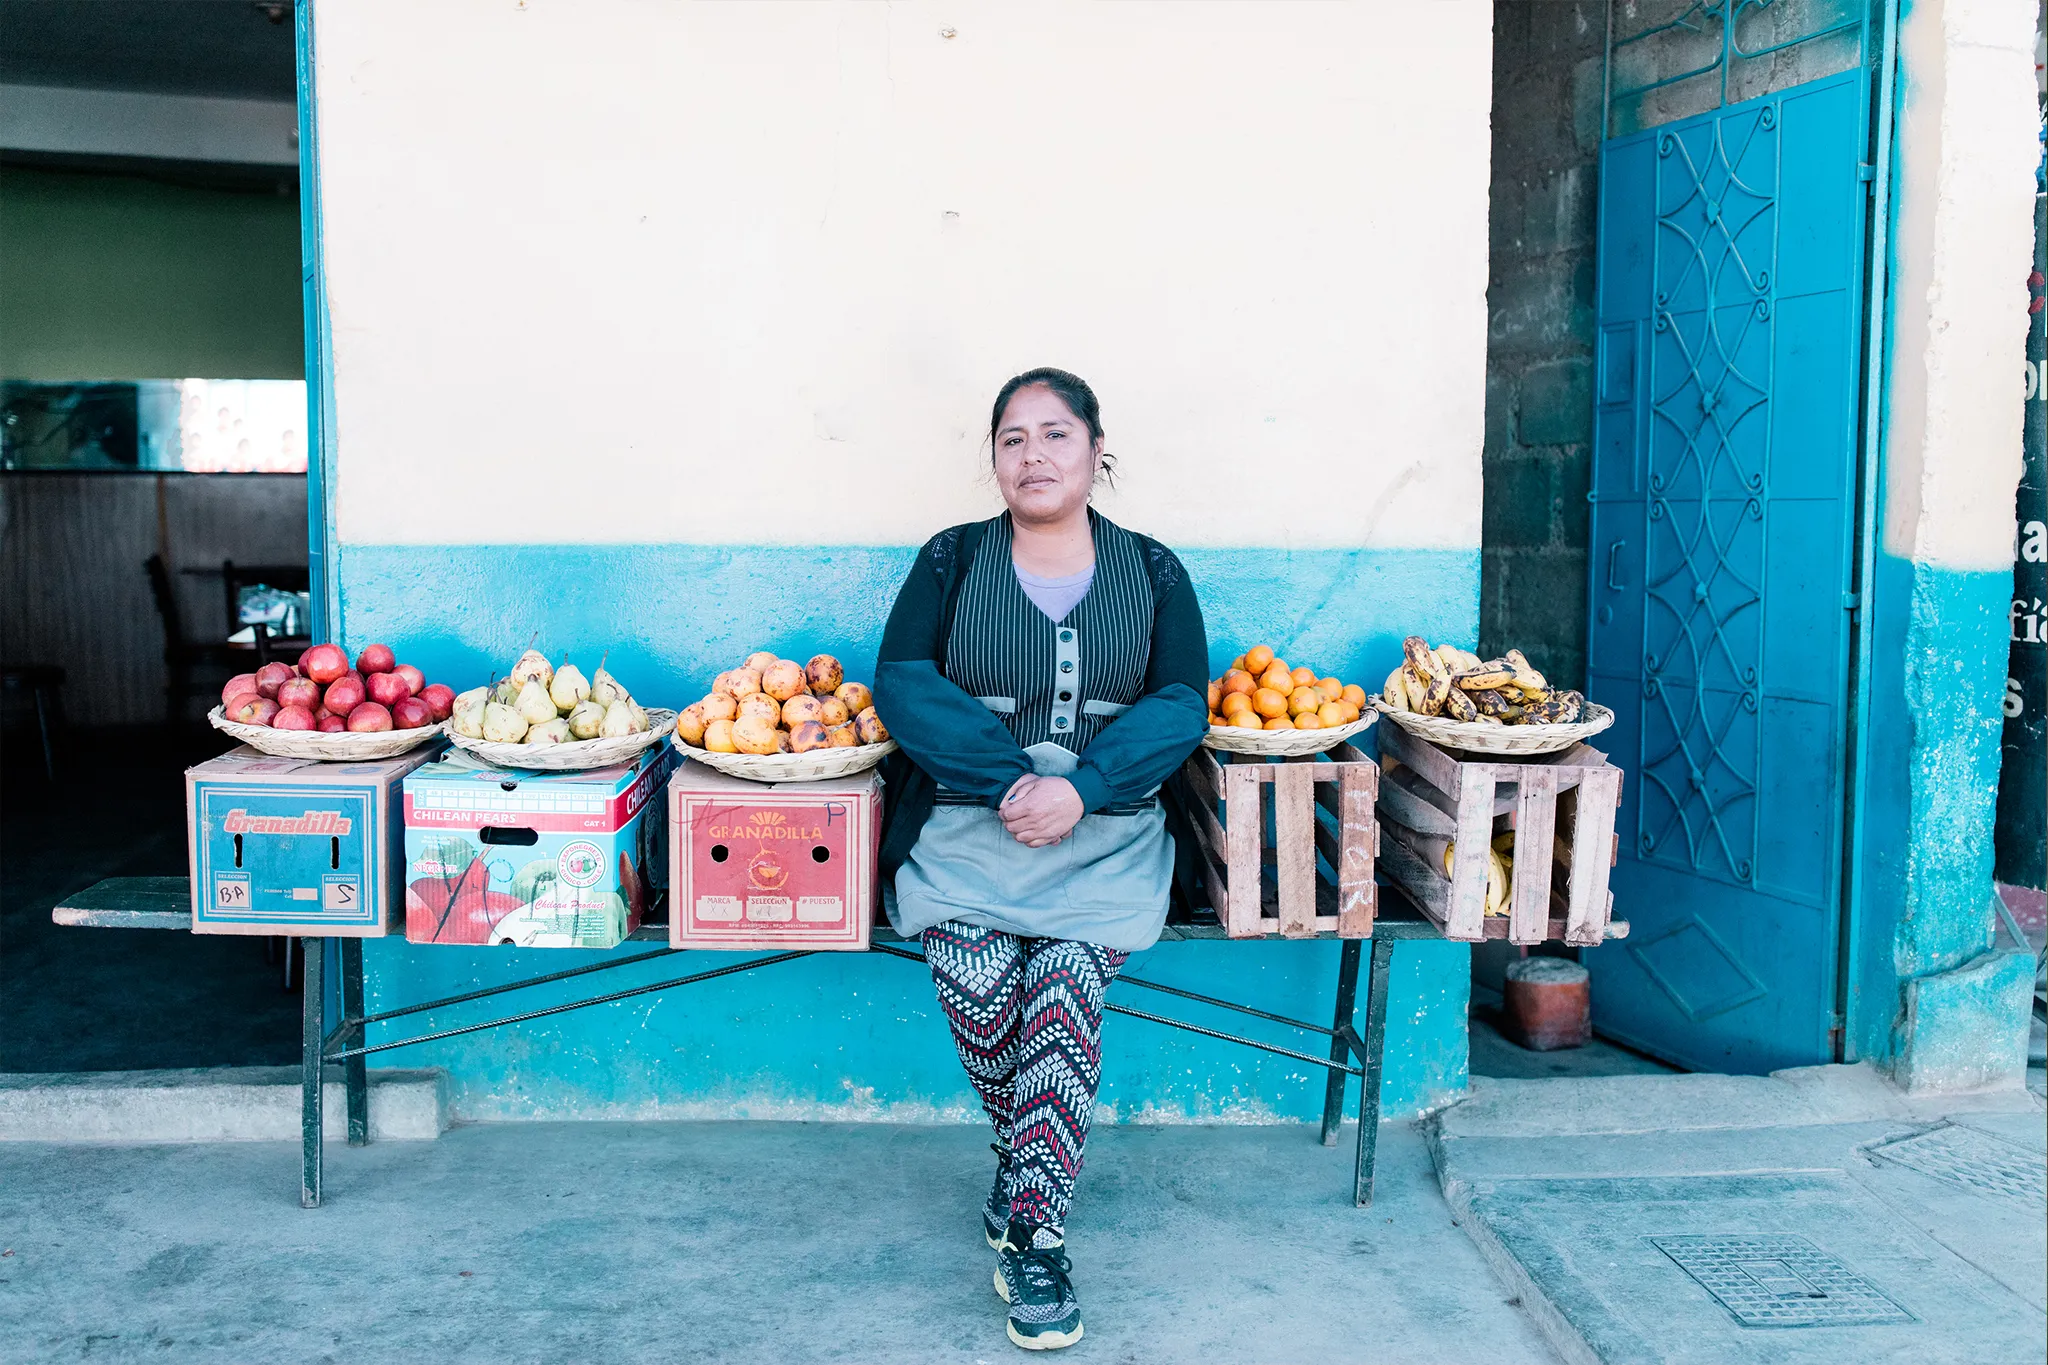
[1290,666,1317,688]
[1340,683,1367,708]
[1231,710,1263,730]
[1206,680,1222,712]
[1243,645,1275,674]
[1288,686,1322,716]
[1294,711,1323,730]
[1334,700,1361,723]
[1221,690,1253,716]
[1263,715,1296,730]
[1229,654,1247,672]
[1317,701,1347,728]
[1251,687,1289,719]
[1258,663,1294,693]
[1315,676,1343,701]
[1209,713,1226,727]
[1221,668,1256,697]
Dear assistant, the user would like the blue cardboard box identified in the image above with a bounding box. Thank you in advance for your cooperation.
[187,745,440,936]
[401,747,673,948]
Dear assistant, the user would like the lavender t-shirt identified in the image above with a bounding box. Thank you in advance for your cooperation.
[1014,562,1095,624]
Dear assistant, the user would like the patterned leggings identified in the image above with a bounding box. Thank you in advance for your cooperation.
[922,920,1128,1232]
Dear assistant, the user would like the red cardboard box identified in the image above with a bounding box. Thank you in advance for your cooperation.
[668,763,880,951]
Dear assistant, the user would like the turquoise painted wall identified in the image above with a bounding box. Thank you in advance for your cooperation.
[1850,550,2017,1068]
[342,541,1479,1122]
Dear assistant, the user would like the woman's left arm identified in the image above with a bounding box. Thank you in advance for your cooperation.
[1065,547,1210,813]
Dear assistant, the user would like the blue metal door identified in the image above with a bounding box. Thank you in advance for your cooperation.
[1585,69,1869,1073]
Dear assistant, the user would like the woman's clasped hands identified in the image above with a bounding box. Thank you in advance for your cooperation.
[1000,774,1085,848]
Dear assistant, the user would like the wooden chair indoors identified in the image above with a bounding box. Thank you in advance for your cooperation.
[145,554,240,723]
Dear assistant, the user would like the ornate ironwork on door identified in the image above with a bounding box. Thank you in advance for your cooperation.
[1637,102,1779,886]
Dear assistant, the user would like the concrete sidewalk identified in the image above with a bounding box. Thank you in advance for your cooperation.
[0,1119,1554,1365]
[1428,1064,2047,1365]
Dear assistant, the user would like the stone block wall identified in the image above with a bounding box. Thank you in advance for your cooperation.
[1481,1,1605,688]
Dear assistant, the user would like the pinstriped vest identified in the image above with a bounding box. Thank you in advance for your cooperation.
[939,512,1152,797]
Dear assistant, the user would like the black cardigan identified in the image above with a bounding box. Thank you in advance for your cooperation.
[872,515,1210,884]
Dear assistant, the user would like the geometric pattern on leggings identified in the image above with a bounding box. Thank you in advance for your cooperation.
[923,920,1127,1233]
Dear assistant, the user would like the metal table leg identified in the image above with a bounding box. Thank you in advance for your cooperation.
[301,936,324,1209]
[341,938,367,1146]
[1352,937,1394,1207]
[1320,938,1362,1147]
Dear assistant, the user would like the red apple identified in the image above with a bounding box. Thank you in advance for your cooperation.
[324,674,366,714]
[221,673,259,705]
[356,642,397,676]
[302,643,350,684]
[316,714,347,733]
[273,704,318,730]
[228,695,280,726]
[346,701,393,732]
[418,683,456,721]
[392,663,424,696]
[366,670,412,708]
[254,662,295,698]
[392,696,434,730]
[277,677,321,710]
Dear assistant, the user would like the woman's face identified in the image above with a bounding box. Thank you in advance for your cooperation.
[993,384,1102,526]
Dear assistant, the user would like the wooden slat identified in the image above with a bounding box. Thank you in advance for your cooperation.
[1223,762,1263,938]
[1335,762,1376,937]
[1508,767,1558,945]
[1189,784,1230,870]
[1183,748,1223,808]
[1446,766,1496,940]
[1379,767,1458,836]
[1566,763,1622,946]
[1378,835,1454,929]
[1374,721,1469,805]
[1273,760,1316,938]
[1384,820,1451,879]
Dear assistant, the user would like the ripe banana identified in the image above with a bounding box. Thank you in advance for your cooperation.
[1445,839,1513,917]
[1381,665,1411,712]
[1504,648,1547,693]
[1454,660,1516,691]
[1443,686,1480,721]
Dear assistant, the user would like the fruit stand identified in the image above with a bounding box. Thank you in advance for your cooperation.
[54,635,1629,1211]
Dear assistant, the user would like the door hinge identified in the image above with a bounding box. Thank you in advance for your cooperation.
[1857,162,1877,184]
[1841,591,1861,615]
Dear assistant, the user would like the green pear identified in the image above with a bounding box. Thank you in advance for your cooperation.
[454,685,489,710]
[589,661,626,708]
[510,648,554,689]
[482,702,529,743]
[549,663,590,713]
[524,717,572,745]
[627,700,650,734]
[599,698,636,738]
[490,678,521,707]
[566,699,607,740]
[515,678,557,726]
[451,695,488,739]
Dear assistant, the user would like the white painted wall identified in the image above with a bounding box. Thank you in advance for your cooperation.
[1882,0,2038,570]
[315,0,1493,552]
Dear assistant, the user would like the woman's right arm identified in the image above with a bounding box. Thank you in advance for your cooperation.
[873,531,1033,806]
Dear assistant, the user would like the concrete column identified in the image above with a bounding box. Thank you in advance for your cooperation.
[1865,0,2039,1090]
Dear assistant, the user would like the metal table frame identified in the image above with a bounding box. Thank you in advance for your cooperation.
[56,880,1435,1211]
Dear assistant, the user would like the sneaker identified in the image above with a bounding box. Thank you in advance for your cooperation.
[993,1219,1083,1351]
[983,1143,1012,1249]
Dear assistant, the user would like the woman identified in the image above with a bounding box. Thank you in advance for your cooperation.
[873,368,1209,1351]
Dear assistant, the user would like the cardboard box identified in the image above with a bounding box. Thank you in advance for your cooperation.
[668,763,880,951]
[187,745,441,936]
[401,747,673,949]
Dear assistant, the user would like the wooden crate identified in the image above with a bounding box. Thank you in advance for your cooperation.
[1373,721,1624,947]
[1177,742,1378,938]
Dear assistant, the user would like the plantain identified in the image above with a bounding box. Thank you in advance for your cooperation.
[1443,687,1480,721]
[1475,712,1504,726]
[1402,636,1441,681]
[1484,846,1509,916]
[1419,667,1454,716]
[1523,690,1582,724]
[1472,687,1514,717]
[1490,831,1516,855]
[1504,648,1548,693]
[1454,660,1517,691]
[1380,665,1410,712]
[1554,690,1585,723]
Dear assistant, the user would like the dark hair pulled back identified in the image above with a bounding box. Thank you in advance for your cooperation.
[988,367,1116,483]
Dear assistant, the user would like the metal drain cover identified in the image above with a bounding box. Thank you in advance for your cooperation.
[1650,1234,1916,1328]
[1868,1124,2046,1204]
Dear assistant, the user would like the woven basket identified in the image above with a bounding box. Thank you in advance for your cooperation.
[208,706,447,762]
[444,709,679,771]
[675,737,897,783]
[1202,712,1376,757]
[1370,698,1613,757]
